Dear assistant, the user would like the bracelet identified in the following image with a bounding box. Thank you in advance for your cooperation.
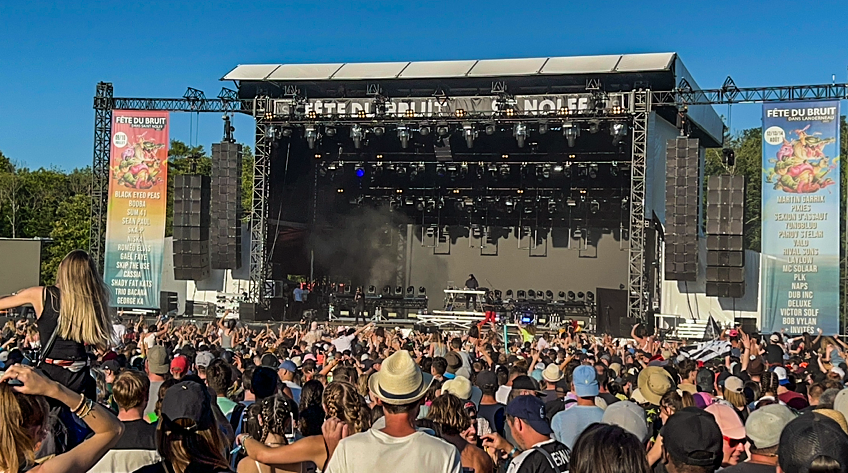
[71,393,86,414]
[78,399,95,419]
[508,447,519,458]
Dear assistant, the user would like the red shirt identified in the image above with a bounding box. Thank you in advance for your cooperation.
[778,389,809,410]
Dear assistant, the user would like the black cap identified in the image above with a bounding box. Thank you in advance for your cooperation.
[511,375,543,395]
[260,353,279,368]
[161,381,212,431]
[475,370,497,388]
[766,345,784,365]
[696,368,715,394]
[662,407,722,468]
[779,413,848,473]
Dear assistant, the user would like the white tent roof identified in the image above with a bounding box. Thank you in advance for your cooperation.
[222,52,676,81]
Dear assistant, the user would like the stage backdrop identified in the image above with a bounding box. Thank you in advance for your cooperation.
[761,101,840,334]
[103,111,169,308]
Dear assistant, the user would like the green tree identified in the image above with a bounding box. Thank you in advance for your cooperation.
[42,194,92,284]
[165,140,211,236]
[241,145,254,221]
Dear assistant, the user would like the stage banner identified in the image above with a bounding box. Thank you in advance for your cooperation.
[103,111,169,308]
[761,101,840,334]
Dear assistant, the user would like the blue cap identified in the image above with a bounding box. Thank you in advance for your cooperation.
[278,360,298,372]
[506,395,552,436]
[572,365,599,397]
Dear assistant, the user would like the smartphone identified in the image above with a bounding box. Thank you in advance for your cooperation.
[285,412,296,442]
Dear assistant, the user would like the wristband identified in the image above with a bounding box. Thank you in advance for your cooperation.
[508,446,519,458]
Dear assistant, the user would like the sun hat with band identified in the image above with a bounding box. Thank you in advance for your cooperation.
[542,364,564,383]
[368,350,433,405]
[638,366,674,405]
[442,376,473,401]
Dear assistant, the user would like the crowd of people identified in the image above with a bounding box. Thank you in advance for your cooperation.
[2,250,848,472]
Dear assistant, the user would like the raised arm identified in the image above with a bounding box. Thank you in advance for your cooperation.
[0,286,43,314]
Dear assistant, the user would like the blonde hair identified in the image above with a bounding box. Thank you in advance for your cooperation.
[427,393,471,436]
[323,381,371,434]
[55,250,113,350]
[724,389,747,409]
[0,384,48,473]
[112,369,150,410]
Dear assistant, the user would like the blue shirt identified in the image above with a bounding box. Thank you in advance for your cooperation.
[551,404,605,449]
[293,288,305,302]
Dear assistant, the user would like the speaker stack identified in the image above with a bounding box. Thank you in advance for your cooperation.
[705,174,746,298]
[159,291,178,315]
[173,174,211,281]
[210,142,243,270]
[664,137,700,281]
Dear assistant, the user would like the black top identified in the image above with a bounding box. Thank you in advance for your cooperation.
[115,420,158,450]
[509,440,570,473]
[465,277,478,289]
[38,286,87,361]
[478,402,506,435]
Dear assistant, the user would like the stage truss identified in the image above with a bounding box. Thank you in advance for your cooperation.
[89,79,848,318]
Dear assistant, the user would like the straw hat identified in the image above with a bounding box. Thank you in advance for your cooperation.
[442,376,472,400]
[368,350,433,405]
[637,366,674,405]
[542,363,564,383]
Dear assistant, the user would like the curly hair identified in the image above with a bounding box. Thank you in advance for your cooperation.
[246,392,298,443]
[298,380,325,436]
[426,393,471,436]
[323,381,371,434]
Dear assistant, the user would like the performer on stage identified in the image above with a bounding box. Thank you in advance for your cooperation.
[465,273,479,310]
[353,287,365,324]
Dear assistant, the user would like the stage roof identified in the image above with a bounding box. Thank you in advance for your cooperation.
[223,53,677,81]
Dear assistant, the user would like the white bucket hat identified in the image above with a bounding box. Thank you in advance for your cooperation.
[368,350,433,405]
[542,363,564,383]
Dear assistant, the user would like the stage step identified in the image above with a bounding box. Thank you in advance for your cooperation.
[676,319,711,340]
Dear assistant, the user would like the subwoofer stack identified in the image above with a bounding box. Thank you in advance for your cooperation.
[173,174,211,280]
[705,174,746,297]
[664,137,699,281]
[210,142,243,269]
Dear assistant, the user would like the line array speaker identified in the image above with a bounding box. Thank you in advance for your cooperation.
[664,137,699,281]
[173,174,211,281]
[210,142,243,270]
[705,174,746,297]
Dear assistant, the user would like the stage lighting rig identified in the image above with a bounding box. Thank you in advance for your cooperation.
[567,291,576,301]
[499,164,510,178]
[373,126,385,137]
[419,123,431,136]
[538,121,549,135]
[588,120,600,134]
[324,126,337,137]
[463,122,475,148]
[590,200,600,214]
[513,123,528,148]
[305,125,319,149]
[437,124,450,136]
[350,125,364,149]
[398,125,410,148]
[610,122,627,145]
[563,122,579,147]
[484,123,496,135]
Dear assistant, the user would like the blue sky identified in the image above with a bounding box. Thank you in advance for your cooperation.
[1,0,847,170]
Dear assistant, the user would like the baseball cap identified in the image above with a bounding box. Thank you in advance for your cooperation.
[572,365,599,397]
[770,334,781,343]
[260,353,279,368]
[705,403,746,440]
[195,351,214,369]
[766,345,785,365]
[602,401,649,443]
[506,395,552,436]
[662,407,723,468]
[170,356,188,374]
[444,352,462,374]
[511,375,543,395]
[475,370,498,389]
[724,376,744,394]
[696,368,715,394]
[278,360,297,373]
[102,360,121,373]
[747,358,765,377]
[773,366,790,385]
[746,404,795,449]
[147,345,170,375]
[833,367,847,379]
[779,413,848,473]
[161,381,213,430]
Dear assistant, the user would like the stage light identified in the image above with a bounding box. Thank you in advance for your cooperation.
[558,291,566,299]
[485,123,496,135]
[398,125,410,148]
[499,164,510,178]
[455,109,466,118]
[589,164,598,179]
[566,197,576,207]
[517,290,527,300]
[368,285,376,294]
[513,123,527,148]
[418,287,427,296]
[405,109,415,118]
[463,122,475,148]
[437,125,450,136]
[407,286,415,295]
[506,289,514,298]
[350,125,364,149]
[548,199,557,213]
[611,122,627,145]
[487,163,498,175]
[588,120,600,134]
[436,164,446,177]
[305,125,318,149]
[336,188,343,193]
[460,163,469,178]
[538,121,549,135]
[395,286,403,295]
[567,291,576,301]
[577,291,585,300]
[537,290,545,300]
[590,200,600,214]
[501,154,509,159]
[357,110,367,119]
[572,228,583,239]
[355,164,365,178]
[553,165,564,172]
[264,112,274,120]
[383,285,392,294]
[307,110,317,119]
[419,123,431,136]
[505,108,515,117]
[587,291,595,302]
[543,164,551,179]
[281,127,293,137]
[374,126,385,137]
[376,154,383,159]
[314,153,322,159]
[325,126,337,137]
[563,122,579,147]
[494,290,503,299]
[416,200,425,211]
[558,107,570,116]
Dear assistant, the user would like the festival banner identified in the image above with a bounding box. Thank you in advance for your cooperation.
[761,101,840,334]
[103,111,169,308]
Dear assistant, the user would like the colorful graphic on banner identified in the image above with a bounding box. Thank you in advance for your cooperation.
[103,111,169,308]
[761,101,840,334]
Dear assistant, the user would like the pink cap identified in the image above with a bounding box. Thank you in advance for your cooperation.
[303,353,316,362]
[705,403,746,439]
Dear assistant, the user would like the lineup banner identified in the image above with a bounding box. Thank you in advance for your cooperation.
[103,111,169,308]
[761,101,840,334]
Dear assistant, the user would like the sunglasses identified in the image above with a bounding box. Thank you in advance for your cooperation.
[723,436,745,448]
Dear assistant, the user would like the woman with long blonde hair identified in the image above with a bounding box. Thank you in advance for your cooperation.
[0,250,112,396]
[237,381,371,473]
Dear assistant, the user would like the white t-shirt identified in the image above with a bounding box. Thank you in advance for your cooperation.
[143,333,156,349]
[325,426,461,473]
[112,324,126,345]
[332,334,356,353]
[496,384,512,405]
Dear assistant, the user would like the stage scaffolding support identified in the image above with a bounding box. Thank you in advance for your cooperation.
[627,90,650,323]
[250,101,273,307]
[90,82,113,272]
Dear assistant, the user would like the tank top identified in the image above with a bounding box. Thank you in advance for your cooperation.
[38,286,88,361]
[221,331,233,349]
